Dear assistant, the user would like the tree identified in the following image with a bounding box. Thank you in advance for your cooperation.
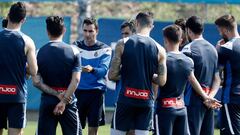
[0,2,13,17]
[77,0,92,40]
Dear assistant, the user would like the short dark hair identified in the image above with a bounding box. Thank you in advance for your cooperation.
[8,2,26,23]
[135,11,154,27]
[163,24,182,44]
[83,17,98,30]
[215,14,236,31]
[175,18,186,32]
[46,16,65,37]
[2,19,8,28]
[186,16,203,35]
[120,20,136,33]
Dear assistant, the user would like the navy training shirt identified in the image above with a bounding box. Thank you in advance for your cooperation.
[182,38,218,106]
[0,29,31,103]
[218,37,240,104]
[37,41,81,105]
[117,34,160,107]
[156,52,194,109]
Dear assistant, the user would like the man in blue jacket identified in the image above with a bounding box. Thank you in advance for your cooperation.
[73,17,112,135]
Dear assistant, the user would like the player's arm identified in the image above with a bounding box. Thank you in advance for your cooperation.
[108,39,124,81]
[25,63,31,79]
[218,65,225,85]
[24,36,38,76]
[92,47,112,78]
[188,72,209,100]
[152,83,159,100]
[53,71,81,115]
[209,72,221,98]
[61,46,81,103]
[62,72,80,103]
[82,48,112,79]
[188,72,222,109]
[217,45,228,86]
[209,49,221,98]
[54,51,81,115]
[32,74,61,98]
[152,46,167,86]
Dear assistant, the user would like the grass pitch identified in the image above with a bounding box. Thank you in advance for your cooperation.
[2,121,220,135]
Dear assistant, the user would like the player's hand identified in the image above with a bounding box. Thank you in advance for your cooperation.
[57,93,72,103]
[216,39,226,49]
[57,92,65,100]
[82,65,94,73]
[217,39,226,46]
[203,97,222,109]
[53,101,66,115]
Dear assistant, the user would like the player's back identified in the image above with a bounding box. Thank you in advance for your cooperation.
[118,34,159,107]
[0,29,28,103]
[182,38,218,105]
[37,41,79,104]
[158,52,193,99]
[183,39,217,86]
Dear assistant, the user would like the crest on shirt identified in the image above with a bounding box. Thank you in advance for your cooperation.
[94,51,98,57]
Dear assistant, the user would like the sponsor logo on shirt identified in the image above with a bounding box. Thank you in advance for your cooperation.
[124,87,150,100]
[51,87,67,92]
[161,98,184,108]
[0,84,17,95]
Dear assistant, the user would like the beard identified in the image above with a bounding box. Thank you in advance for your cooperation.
[222,34,229,43]
[223,37,229,43]
[187,35,192,42]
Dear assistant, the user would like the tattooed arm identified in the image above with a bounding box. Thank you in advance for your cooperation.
[108,39,124,81]
[152,46,167,86]
[32,74,60,98]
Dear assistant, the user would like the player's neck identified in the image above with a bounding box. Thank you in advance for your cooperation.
[84,40,97,47]
[49,36,63,42]
[7,22,21,31]
[137,28,150,37]
[191,34,203,41]
[228,31,240,39]
[167,45,179,53]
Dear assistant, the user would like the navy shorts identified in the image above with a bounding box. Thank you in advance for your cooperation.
[111,103,153,131]
[187,104,214,135]
[37,101,81,135]
[75,89,105,128]
[155,107,189,135]
[220,103,240,135]
[0,103,26,129]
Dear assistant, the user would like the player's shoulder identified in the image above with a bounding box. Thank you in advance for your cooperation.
[179,52,194,66]
[181,42,193,53]
[96,41,112,55]
[69,44,80,55]
[18,31,34,46]
[147,37,164,51]
[57,42,80,56]
[221,37,240,51]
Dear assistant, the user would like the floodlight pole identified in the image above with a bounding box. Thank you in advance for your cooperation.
[77,0,92,40]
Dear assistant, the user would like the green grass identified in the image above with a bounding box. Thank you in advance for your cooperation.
[2,121,110,135]
[2,121,219,135]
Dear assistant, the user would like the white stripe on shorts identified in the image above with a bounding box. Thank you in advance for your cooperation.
[76,110,80,135]
[224,104,235,135]
[113,104,117,130]
[155,114,159,135]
